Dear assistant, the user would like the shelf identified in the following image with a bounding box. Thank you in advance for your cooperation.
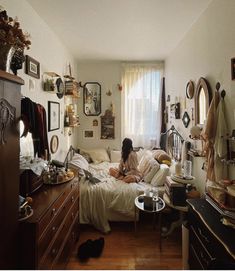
[44,72,60,77]
[64,74,75,80]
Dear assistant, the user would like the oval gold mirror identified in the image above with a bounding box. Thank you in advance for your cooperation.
[194,77,212,126]
[186,80,194,99]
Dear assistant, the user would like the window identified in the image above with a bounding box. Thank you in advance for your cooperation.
[121,63,163,148]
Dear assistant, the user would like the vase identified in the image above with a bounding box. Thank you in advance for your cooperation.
[0,45,16,73]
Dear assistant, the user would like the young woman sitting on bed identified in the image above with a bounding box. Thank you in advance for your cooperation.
[109,138,142,183]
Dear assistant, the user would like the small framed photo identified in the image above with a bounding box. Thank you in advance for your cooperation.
[83,130,94,138]
[25,55,40,79]
[231,58,235,80]
[48,101,60,131]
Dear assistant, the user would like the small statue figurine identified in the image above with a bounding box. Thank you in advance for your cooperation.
[10,48,26,75]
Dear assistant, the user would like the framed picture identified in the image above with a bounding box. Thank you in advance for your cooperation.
[83,130,94,138]
[83,82,101,116]
[231,58,235,80]
[48,101,60,131]
[25,55,40,79]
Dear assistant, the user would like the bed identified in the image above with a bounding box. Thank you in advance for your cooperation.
[68,126,184,233]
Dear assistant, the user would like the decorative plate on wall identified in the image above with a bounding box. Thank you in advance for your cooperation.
[50,135,59,153]
[186,80,194,99]
[182,111,190,128]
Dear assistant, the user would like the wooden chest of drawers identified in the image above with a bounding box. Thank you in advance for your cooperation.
[18,177,79,269]
[187,199,235,269]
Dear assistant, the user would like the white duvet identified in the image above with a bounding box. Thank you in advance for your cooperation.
[79,162,163,233]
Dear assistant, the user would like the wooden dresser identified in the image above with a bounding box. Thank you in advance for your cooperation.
[19,177,79,269]
[187,199,235,269]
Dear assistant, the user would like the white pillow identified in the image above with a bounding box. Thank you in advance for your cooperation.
[151,164,169,187]
[136,148,146,163]
[82,148,110,164]
[69,153,89,171]
[110,150,121,163]
[144,163,160,183]
[138,151,159,176]
[138,150,153,173]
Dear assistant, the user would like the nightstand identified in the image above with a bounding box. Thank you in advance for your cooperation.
[134,194,165,250]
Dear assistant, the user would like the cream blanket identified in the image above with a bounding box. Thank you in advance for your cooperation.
[79,162,160,233]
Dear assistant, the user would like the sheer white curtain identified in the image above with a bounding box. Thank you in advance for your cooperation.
[121,63,163,149]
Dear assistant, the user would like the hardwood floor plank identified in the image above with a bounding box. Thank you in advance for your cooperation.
[66,218,183,270]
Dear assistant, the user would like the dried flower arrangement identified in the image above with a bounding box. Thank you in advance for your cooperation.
[0,8,31,49]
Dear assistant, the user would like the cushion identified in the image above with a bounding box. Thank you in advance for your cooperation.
[138,150,154,175]
[69,153,89,169]
[110,150,121,163]
[144,163,160,183]
[151,164,169,187]
[139,159,159,177]
[81,148,110,164]
[153,149,171,164]
[80,150,92,163]
[136,148,147,163]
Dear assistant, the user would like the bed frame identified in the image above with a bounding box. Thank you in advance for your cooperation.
[160,125,184,161]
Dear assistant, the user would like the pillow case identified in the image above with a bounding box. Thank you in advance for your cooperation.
[68,153,89,176]
[153,149,171,164]
[110,150,121,163]
[144,163,160,183]
[81,148,110,164]
[151,164,169,187]
[138,150,155,176]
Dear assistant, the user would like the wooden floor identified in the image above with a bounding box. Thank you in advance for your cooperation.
[66,213,183,270]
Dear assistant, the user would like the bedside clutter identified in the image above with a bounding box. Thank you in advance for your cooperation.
[165,176,200,207]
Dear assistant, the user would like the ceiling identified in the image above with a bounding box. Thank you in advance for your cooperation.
[27,0,211,61]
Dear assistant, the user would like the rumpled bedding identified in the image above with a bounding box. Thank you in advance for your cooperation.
[79,162,163,233]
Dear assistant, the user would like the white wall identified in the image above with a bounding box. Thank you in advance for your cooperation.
[0,0,78,161]
[76,61,122,150]
[165,0,235,194]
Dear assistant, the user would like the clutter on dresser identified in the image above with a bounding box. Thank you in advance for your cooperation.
[20,156,47,196]
[42,161,74,185]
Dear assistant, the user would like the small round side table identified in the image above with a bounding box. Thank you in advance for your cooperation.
[134,194,165,250]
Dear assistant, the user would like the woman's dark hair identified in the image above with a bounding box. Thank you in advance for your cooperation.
[122,138,133,163]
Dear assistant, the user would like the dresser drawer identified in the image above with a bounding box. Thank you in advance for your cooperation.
[38,179,78,237]
[39,198,78,269]
[189,225,215,269]
[52,215,79,270]
[38,183,78,259]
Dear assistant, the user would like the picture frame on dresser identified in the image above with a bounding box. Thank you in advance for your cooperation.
[48,101,60,131]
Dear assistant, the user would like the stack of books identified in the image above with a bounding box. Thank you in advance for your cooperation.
[165,176,186,206]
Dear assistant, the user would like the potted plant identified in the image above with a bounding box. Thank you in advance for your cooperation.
[0,7,31,73]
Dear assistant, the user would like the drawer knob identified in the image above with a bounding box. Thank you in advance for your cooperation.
[198,228,209,243]
[71,196,74,202]
[71,212,74,219]
[52,226,56,232]
[52,208,57,216]
[52,248,57,255]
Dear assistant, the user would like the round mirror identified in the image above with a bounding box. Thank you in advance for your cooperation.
[194,77,212,126]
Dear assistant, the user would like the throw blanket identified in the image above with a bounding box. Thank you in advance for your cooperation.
[79,162,156,233]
